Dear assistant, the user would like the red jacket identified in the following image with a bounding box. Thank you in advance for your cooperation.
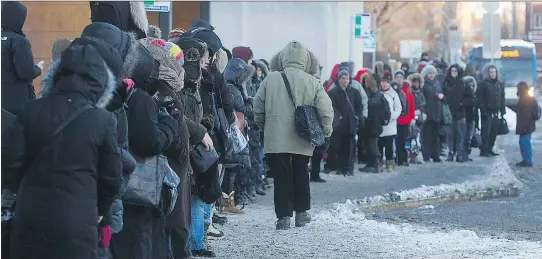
[325,64,340,92]
[398,82,416,125]
[354,69,369,84]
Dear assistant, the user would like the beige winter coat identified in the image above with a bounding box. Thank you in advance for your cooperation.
[254,41,334,156]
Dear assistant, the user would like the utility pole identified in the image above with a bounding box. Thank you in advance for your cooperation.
[512,1,518,39]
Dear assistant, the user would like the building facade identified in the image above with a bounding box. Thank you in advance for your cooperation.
[21,1,206,93]
[526,1,542,60]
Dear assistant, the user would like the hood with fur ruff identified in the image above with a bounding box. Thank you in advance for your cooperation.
[38,45,119,109]
[406,73,424,89]
[252,59,270,76]
[224,58,255,87]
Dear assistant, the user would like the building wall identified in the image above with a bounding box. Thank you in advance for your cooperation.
[21,1,201,94]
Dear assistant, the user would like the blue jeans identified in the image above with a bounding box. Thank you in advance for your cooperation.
[259,148,265,174]
[464,120,475,156]
[204,203,212,224]
[519,134,533,165]
[189,195,206,251]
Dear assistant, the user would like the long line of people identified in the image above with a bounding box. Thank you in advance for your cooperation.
[0,2,296,259]
[312,56,510,179]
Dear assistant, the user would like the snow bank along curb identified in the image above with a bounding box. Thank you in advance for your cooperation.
[354,156,523,212]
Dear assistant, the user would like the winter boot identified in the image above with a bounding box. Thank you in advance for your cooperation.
[295,211,312,227]
[377,161,384,173]
[207,223,224,239]
[221,191,245,214]
[212,214,228,225]
[386,160,394,172]
[276,217,291,230]
[446,154,454,162]
[255,184,266,195]
[247,185,257,198]
[409,155,422,164]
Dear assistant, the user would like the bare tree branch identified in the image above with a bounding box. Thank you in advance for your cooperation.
[377,2,410,27]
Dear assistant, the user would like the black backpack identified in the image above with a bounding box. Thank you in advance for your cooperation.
[532,99,541,121]
[394,87,409,116]
[381,95,391,125]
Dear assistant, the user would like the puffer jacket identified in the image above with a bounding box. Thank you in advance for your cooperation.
[254,41,334,156]
[476,64,506,115]
[407,73,426,110]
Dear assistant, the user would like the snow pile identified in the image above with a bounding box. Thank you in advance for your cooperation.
[504,107,516,130]
[355,156,522,207]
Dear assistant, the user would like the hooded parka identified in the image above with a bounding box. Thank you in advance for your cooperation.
[254,41,334,156]
[3,42,123,259]
[1,1,42,115]
[90,1,149,39]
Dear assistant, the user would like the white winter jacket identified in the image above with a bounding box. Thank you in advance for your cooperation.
[380,88,403,137]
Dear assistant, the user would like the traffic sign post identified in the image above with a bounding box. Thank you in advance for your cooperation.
[363,34,376,53]
[354,13,371,39]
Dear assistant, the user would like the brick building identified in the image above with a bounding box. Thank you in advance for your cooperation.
[526,1,542,60]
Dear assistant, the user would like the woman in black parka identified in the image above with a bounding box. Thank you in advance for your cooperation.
[2,40,124,259]
[1,1,42,115]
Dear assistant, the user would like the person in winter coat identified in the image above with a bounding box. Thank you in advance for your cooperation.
[327,69,362,176]
[324,64,340,92]
[90,1,149,39]
[394,70,416,166]
[515,82,537,167]
[401,63,412,78]
[421,65,445,162]
[3,39,124,259]
[254,41,333,230]
[358,74,388,173]
[1,1,43,115]
[476,64,506,157]
[462,76,479,161]
[110,39,180,259]
[354,68,370,84]
[251,59,269,96]
[442,64,474,162]
[379,71,402,172]
[406,73,426,164]
[232,46,253,64]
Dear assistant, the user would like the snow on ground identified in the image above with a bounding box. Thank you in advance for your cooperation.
[212,200,542,259]
[355,155,522,207]
[504,107,517,131]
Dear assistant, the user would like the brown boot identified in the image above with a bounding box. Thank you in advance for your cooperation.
[221,191,245,214]
[377,161,384,173]
[386,160,394,172]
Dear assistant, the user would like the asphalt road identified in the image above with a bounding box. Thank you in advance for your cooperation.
[370,126,542,241]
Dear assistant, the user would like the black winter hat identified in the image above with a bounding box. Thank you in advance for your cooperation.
[82,22,132,60]
[190,28,222,57]
[70,36,124,78]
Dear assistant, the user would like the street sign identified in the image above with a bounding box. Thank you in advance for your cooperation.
[144,1,171,12]
[482,13,501,60]
[354,13,371,39]
[363,34,376,53]
[529,31,542,43]
[399,40,422,58]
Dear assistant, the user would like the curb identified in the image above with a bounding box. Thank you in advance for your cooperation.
[358,186,520,213]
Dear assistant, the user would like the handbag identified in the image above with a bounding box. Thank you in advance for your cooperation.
[495,115,510,135]
[280,72,325,147]
[470,129,482,148]
[441,103,453,125]
[160,163,180,216]
[190,143,220,174]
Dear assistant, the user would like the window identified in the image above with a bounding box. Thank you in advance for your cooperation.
[533,13,542,30]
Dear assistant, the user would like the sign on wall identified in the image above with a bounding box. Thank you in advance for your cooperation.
[354,13,371,39]
[144,1,171,12]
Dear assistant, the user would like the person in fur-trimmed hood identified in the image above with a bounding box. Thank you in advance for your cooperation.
[4,37,124,259]
[251,59,269,95]
[462,75,479,161]
[254,40,333,230]
[406,72,426,164]
[90,1,149,39]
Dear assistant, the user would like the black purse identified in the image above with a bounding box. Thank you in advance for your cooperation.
[470,130,482,148]
[495,116,510,135]
[190,143,219,174]
[280,72,325,147]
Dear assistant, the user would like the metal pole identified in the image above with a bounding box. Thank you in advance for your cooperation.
[372,14,376,69]
[349,15,353,62]
[512,1,518,39]
[158,10,172,39]
[489,13,494,63]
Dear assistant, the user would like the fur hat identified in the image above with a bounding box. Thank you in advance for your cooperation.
[421,64,438,79]
[139,38,184,92]
[147,25,162,39]
[52,39,72,60]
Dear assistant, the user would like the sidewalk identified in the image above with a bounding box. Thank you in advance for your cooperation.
[210,155,542,258]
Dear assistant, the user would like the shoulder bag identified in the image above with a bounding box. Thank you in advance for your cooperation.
[280,72,325,147]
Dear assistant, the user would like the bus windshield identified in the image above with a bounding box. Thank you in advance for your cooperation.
[473,59,534,86]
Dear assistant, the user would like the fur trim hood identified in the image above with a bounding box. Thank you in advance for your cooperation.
[363,73,378,93]
[214,48,228,74]
[147,24,162,39]
[462,75,478,93]
[129,1,149,37]
[374,61,385,79]
[270,41,320,77]
[39,44,120,109]
[406,73,424,88]
[252,59,270,76]
[224,58,255,87]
